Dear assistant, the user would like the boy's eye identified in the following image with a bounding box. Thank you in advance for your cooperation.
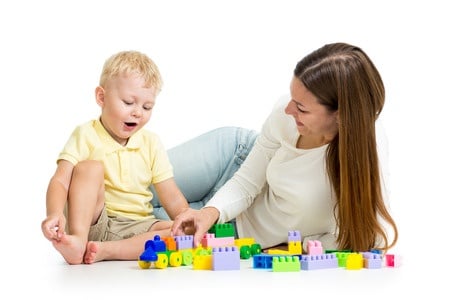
[143,106,153,111]
[123,100,133,105]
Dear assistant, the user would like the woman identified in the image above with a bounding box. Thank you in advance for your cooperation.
[153,42,398,253]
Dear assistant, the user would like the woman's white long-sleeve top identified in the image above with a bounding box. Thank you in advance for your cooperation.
[206,98,390,250]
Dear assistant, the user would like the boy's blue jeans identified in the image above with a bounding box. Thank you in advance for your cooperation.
[150,126,258,220]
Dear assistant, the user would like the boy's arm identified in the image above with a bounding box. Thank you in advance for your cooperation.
[153,178,189,220]
[42,160,74,240]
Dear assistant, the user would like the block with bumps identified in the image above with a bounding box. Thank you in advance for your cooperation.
[212,246,240,271]
[272,256,301,272]
[301,253,338,270]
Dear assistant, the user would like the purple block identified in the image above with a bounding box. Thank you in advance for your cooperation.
[288,230,301,242]
[363,252,382,269]
[301,253,338,270]
[175,235,194,250]
[212,246,240,271]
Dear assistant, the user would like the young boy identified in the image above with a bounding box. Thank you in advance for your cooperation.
[41,50,190,264]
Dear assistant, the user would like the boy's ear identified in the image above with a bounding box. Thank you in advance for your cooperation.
[95,86,105,106]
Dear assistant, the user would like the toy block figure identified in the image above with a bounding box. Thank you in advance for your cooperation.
[363,252,382,269]
[253,254,274,269]
[301,253,338,270]
[307,240,323,255]
[212,246,240,271]
[209,223,236,237]
[288,230,301,242]
[272,256,301,272]
[175,235,194,250]
[346,253,363,270]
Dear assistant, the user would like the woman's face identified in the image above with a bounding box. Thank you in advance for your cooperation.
[285,77,338,142]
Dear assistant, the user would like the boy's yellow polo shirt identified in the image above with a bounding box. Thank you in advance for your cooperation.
[58,119,173,220]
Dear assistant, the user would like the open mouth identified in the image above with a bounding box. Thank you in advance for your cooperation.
[124,122,137,129]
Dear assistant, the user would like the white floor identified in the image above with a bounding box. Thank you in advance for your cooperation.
[3,228,441,299]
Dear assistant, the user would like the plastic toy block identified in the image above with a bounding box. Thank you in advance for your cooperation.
[384,254,402,267]
[288,230,301,242]
[288,241,302,255]
[208,223,236,237]
[175,235,194,250]
[335,252,350,267]
[180,250,194,266]
[325,249,351,253]
[162,237,176,251]
[253,254,274,269]
[144,235,166,252]
[267,249,291,255]
[200,233,235,248]
[301,253,338,270]
[307,240,323,255]
[272,256,300,272]
[193,253,212,270]
[234,237,255,247]
[346,253,363,270]
[362,252,382,269]
[212,246,240,270]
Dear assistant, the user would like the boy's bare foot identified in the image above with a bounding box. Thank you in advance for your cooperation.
[52,234,86,265]
[84,241,103,264]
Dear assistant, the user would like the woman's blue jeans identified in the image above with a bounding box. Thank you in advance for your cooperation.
[150,126,258,220]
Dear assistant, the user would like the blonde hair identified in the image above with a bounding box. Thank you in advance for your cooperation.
[295,43,398,253]
[99,50,163,92]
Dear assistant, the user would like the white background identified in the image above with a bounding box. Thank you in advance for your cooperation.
[1,0,448,296]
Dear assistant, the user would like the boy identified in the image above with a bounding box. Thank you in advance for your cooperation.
[41,51,189,264]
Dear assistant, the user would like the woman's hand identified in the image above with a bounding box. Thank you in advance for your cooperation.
[171,207,220,247]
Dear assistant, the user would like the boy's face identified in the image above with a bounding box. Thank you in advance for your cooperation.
[95,73,157,146]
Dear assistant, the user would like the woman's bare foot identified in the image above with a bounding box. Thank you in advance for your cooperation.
[52,234,86,265]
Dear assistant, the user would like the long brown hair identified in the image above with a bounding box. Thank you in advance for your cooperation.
[294,43,398,252]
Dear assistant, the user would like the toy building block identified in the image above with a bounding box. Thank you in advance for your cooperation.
[193,253,212,270]
[335,252,350,267]
[288,241,302,255]
[209,223,236,237]
[175,235,194,250]
[234,237,261,259]
[384,254,402,267]
[253,254,274,269]
[139,235,167,263]
[272,256,301,272]
[212,246,240,271]
[162,236,176,251]
[301,253,338,270]
[346,253,363,270]
[288,230,301,242]
[307,240,323,255]
[362,252,383,269]
[201,233,235,248]
[267,248,291,255]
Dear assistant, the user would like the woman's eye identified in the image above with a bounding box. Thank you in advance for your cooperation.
[297,106,306,113]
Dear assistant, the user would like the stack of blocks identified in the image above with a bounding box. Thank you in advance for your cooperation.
[138,223,400,272]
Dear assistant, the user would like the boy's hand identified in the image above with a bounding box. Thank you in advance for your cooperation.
[171,207,220,247]
[41,214,66,241]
